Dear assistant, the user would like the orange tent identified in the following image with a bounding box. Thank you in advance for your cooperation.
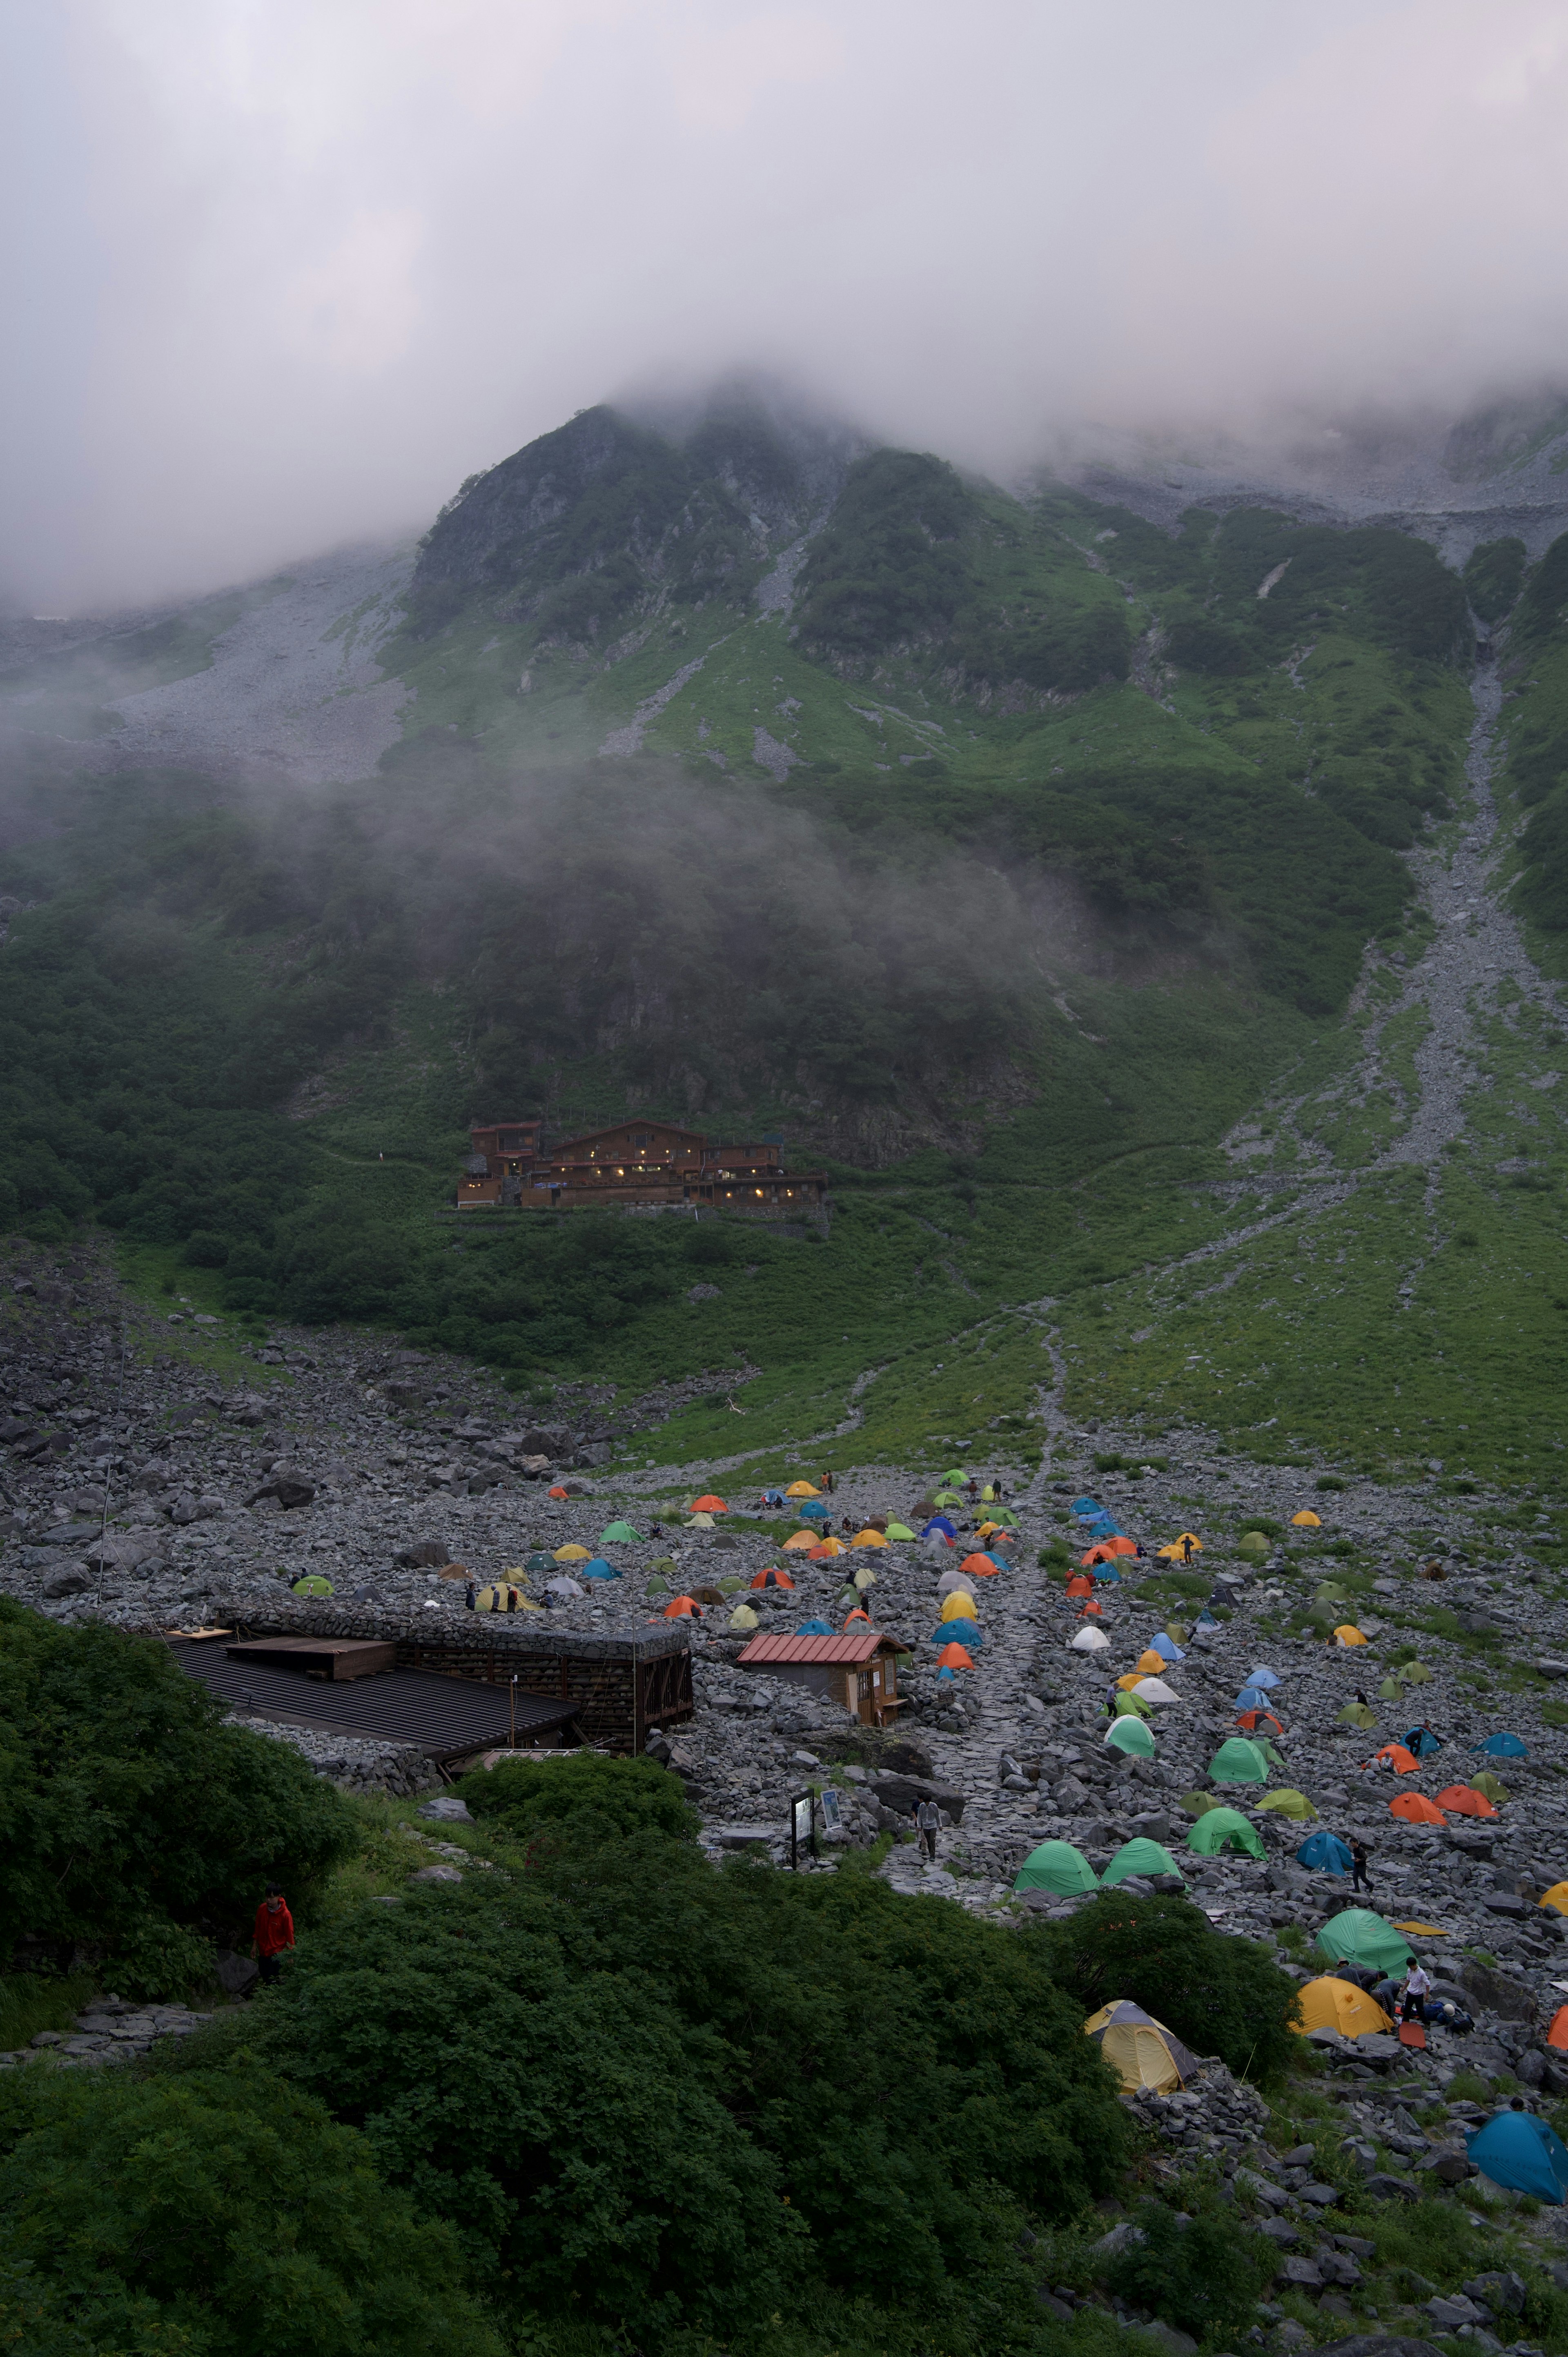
[1374,1744,1419,1774]
[750,1568,795,1590]
[1437,1784,1497,1818]
[690,1494,728,1512]
[1135,1648,1166,1675]
[548,1485,570,1499]
[1236,1709,1283,1735]
[1078,1599,1105,1618]
[1390,1792,1445,1825]
[663,1595,700,1620]
[1547,2005,1568,2052]
[960,1552,1000,1578]
[783,1530,817,1552]
[844,1608,871,1627]
[810,1538,844,1559]
[938,1641,975,1670]
[1083,1538,1136,1565]
[1066,1574,1094,1598]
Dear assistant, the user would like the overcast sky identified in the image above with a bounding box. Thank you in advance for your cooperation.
[6,0,1568,611]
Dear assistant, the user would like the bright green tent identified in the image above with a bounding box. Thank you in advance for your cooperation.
[1237,1532,1270,1559]
[1186,1806,1265,1859]
[1102,1838,1184,1886]
[1339,1701,1377,1729]
[291,1573,332,1597]
[1113,1692,1153,1719]
[1471,1770,1509,1803]
[1378,1676,1405,1701]
[1256,1788,1316,1820]
[886,1523,916,1541]
[1013,1840,1099,1897]
[1402,1662,1434,1686]
[1105,1717,1156,1758]
[1315,1908,1413,1975]
[1209,1737,1270,1784]
[600,1521,640,1544]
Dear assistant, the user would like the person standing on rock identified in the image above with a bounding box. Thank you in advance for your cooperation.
[913,1796,942,1864]
[1401,1960,1431,2023]
[252,1884,294,1986]
[1350,1838,1372,1891]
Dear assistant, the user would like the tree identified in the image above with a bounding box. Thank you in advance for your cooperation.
[0,2060,503,2357]
[1028,1889,1302,2082]
[0,1601,358,1996]
[1107,2199,1272,2339]
[457,1749,699,1854]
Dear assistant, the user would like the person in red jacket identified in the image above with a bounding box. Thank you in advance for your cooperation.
[252,1884,295,1985]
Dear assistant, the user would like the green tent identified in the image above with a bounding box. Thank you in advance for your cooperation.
[291,1574,332,1598]
[1180,1790,1219,1817]
[1315,1908,1413,1975]
[1314,1581,1349,1605]
[1471,1770,1509,1803]
[1209,1737,1270,1784]
[525,1551,555,1574]
[1339,1701,1377,1729]
[717,1576,744,1594]
[1105,1717,1156,1758]
[1102,1838,1184,1886]
[1014,1841,1099,1897]
[599,1520,640,1545]
[649,1555,680,1576]
[886,1523,916,1541]
[1403,1662,1434,1686]
[1186,1807,1265,1859]
[1237,1532,1270,1559]
[1256,1788,1316,1821]
[1113,1692,1153,1719]
[1378,1676,1405,1701]
[644,1574,669,1596]
[1165,1621,1190,1644]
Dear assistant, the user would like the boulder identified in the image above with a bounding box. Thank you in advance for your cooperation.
[417,1797,474,1824]
[42,1568,90,1599]
[1455,1956,1536,2021]
[408,1865,463,1885]
[519,1426,571,1458]
[871,1774,966,1825]
[396,1541,450,1568]
[214,1949,259,1996]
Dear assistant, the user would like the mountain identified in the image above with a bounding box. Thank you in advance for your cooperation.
[4,384,1568,1494]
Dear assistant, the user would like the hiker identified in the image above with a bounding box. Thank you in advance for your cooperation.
[253,1884,295,1985]
[913,1795,942,1863]
[1180,1535,1194,1563]
[1400,1960,1431,2023]
[1350,1838,1372,1890]
[1354,1689,1369,1706]
[464,1579,477,1610]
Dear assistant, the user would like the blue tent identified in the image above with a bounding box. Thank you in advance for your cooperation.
[931,1618,984,1648]
[921,1515,957,1539]
[1403,1725,1443,1757]
[1071,1496,1102,1516]
[1467,2112,1568,2204]
[1196,1609,1219,1629]
[798,1617,833,1635]
[1149,1634,1185,1662]
[1093,1564,1122,1584]
[936,1665,958,1683]
[1243,1664,1282,1689]
[1473,1732,1528,1759]
[1235,1686,1272,1713]
[1296,1831,1353,1875]
[580,1558,621,1580]
[798,1501,833,1522]
[761,1488,785,1505]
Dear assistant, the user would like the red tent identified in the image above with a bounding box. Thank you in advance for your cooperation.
[960,1552,1000,1578]
[1436,1784,1497,1818]
[1389,1791,1444,1824]
[750,1568,795,1590]
[1066,1574,1094,1598]
[1373,1744,1419,1774]
[663,1595,700,1620]
[938,1641,975,1670]
[1235,1709,1282,1735]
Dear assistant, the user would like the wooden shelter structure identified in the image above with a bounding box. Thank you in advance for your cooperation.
[457,1119,826,1220]
[736,1630,907,1725]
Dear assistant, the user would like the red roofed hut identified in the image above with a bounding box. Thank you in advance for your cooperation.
[737,1630,907,1726]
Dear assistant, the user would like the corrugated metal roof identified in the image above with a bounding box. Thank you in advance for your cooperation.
[167,1638,579,1763]
[738,1632,896,1666]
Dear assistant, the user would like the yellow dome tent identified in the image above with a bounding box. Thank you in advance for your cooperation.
[1297,1977,1392,2040]
[1135,1648,1167,1674]
[940,1592,977,1622]
[1256,1788,1316,1820]
[851,1528,888,1549]
[1292,1510,1322,1527]
[783,1530,818,1551]
[1083,2000,1196,2094]
[554,1544,591,1562]
[1541,1882,1568,1917]
[786,1482,820,1498]
[1333,1624,1368,1648]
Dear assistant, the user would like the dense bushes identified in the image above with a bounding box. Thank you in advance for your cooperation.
[0,1602,357,1996]
[459,1749,699,1854]
[1107,2198,1272,2339]
[1028,1889,1302,2082]
[1464,535,1527,623]
[0,2061,501,2357]
[256,1784,1130,2339]
[795,449,976,661]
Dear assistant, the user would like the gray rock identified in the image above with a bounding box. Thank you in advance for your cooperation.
[1257,2218,1299,2247]
[1035,2293,1074,2322]
[686,1284,722,1303]
[408,1865,463,1885]
[42,1568,90,1598]
[1465,2272,1525,2317]
[1315,2340,1446,2357]
[1092,2220,1144,2259]
[417,1797,474,1823]
[214,1950,258,1996]
[1426,2296,1481,2329]
[1365,2171,1419,2202]
[1278,2258,1323,2289]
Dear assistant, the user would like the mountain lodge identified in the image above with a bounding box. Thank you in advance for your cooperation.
[457,1119,828,1219]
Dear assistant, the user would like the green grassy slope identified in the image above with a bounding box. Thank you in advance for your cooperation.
[7,396,1546,1481]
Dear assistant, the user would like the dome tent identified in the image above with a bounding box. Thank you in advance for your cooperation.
[1084,2001,1196,2095]
[1314,1908,1412,1976]
[1473,1731,1528,1758]
[1105,1717,1156,1758]
[1102,1837,1183,1886]
[1298,1977,1392,2039]
[1013,1841,1099,1897]
[1297,1831,1353,1874]
[1208,1737,1270,1784]
[1256,1788,1316,1820]
[1186,1807,1265,1859]
[1467,2112,1568,2205]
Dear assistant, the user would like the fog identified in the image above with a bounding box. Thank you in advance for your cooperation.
[7,0,1568,611]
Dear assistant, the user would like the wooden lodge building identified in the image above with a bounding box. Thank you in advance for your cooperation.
[457,1119,828,1222]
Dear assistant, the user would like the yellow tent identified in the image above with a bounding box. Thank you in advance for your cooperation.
[554,1544,591,1562]
[940,1592,977,1623]
[1135,1648,1166,1675]
[1332,1624,1368,1647]
[851,1566,877,1591]
[851,1529,888,1550]
[783,1530,818,1551]
[786,1482,820,1498]
[1084,2000,1196,2094]
[814,1536,845,1558]
[1541,1882,1568,1917]
[1292,1510,1322,1527]
[686,1512,716,1528]
[1297,1977,1392,2040]
[1116,1672,1149,1692]
[726,1603,760,1632]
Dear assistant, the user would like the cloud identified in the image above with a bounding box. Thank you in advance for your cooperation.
[4,0,1568,611]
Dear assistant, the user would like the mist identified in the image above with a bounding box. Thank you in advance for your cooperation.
[8,1,1568,611]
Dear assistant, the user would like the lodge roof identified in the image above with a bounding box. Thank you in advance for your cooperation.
[737,1631,903,1667]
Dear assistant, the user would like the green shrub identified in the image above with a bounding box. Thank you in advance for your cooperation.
[1107,2199,1272,2339]
[457,1750,700,1855]
[258,1851,1130,2337]
[1464,537,1527,623]
[0,2060,502,2357]
[1028,1891,1302,2082]
[0,1602,357,1992]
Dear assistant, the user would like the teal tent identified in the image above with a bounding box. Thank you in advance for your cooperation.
[1186,1807,1265,1859]
[1468,2113,1568,2204]
[1208,1737,1270,1784]
[1102,1838,1184,1886]
[1013,1841,1099,1897]
[1314,1908,1413,1975]
[1104,1717,1156,1758]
